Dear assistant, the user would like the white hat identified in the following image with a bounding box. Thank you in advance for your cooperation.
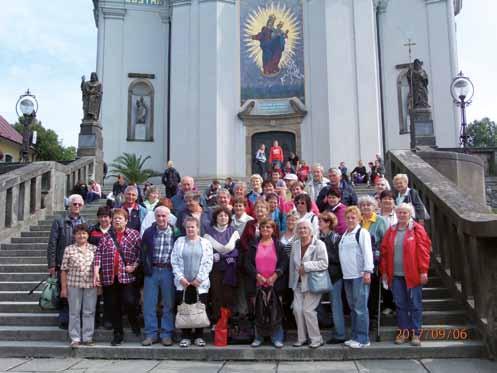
[283,173,298,181]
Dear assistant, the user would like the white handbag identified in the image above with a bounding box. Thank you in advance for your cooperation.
[175,288,210,329]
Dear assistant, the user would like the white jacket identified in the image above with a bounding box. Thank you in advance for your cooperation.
[289,238,328,292]
[170,236,213,294]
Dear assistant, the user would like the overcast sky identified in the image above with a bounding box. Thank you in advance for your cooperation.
[0,0,495,147]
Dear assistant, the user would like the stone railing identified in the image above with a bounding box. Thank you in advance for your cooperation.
[387,149,497,357]
[0,157,96,242]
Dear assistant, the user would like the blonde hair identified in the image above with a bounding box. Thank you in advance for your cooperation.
[345,205,362,220]
[393,173,409,183]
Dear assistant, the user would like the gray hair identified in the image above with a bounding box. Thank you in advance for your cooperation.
[393,173,409,184]
[68,194,84,206]
[358,195,378,209]
[145,185,160,198]
[124,185,138,195]
[328,167,342,177]
[311,163,324,172]
[395,202,414,216]
[183,216,200,228]
[234,181,247,191]
[154,206,170,216]
[217,188,231,198]
[296,218,314,232]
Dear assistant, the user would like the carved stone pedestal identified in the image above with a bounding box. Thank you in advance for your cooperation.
[413,108,436,147]
[77,119,104,183]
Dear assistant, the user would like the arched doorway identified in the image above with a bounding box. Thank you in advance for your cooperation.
[251,131,296,175]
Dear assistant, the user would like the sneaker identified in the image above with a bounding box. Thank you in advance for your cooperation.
[251,339,263,348]
[179,339,191,348]
[309,340,324,349]
[110,335,123,346]
[344,339,354,346]
[193,338,206,347]
[161,337,173,346]
[292,340,307,347]
[273,341,284,348]
[70,341,80,348]
[395,334,409,345]
[348,340,370,349]
[411,335,421,346]
[141,338,157,346]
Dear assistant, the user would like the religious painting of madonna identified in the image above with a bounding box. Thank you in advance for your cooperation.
[240,0,305,104]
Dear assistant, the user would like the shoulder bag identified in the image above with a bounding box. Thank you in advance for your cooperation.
[175,287,210,329]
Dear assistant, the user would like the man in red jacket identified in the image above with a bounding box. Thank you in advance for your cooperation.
[380,203,431,347]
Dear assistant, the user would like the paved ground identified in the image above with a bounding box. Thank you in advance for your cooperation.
[1,358,497,373]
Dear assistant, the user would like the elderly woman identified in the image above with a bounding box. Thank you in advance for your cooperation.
[171,217,214,348]
[379,190,397,227]
[392,173,428,224]
[373,177,391,205]
[177,191,212,236]
[318,212,346,344]
[380,203,431,346]
[231,197,254,236]
[289,219,328,348]
[339,206,374,349]
[247,174,264,208]
[60,224,98,347]
[358,195,388,323]
[204,207,240,323]
[245,218,288,348]
[142,186,161,212]
[94,208,142,346]
[294,194,319,238]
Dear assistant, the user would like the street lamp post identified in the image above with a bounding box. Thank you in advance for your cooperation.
[450,72,474,151]
[15,89,38,163]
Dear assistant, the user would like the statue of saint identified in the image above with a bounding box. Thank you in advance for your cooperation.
[407,59,430,109]
[81,72,103,120]
[135,96,148,124]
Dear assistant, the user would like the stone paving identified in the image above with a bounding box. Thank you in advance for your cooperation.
[1,358,497,373]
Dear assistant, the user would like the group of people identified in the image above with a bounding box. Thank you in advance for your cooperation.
[48,157,432,350]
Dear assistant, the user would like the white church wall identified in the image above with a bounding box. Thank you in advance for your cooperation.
[379,0,459,151]
[98,3,169,172]
[303,0,382,171]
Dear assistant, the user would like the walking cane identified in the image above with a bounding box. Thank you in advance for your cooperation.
[28,278,47,295]
[376,268,382,342]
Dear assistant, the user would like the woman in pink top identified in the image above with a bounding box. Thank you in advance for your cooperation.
[87,180,102,203]
[244,218,288,348]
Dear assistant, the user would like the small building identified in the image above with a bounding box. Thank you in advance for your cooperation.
[0,115,34,163]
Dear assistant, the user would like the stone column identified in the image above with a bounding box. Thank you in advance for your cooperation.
[77,120,104,183]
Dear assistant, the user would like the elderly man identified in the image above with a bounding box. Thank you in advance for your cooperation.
[118,186,147,231]
[141,206,176,346]
[176,191,212,236]
[305,163,330,201]
[171,176,207,214]
[47,194,87,329]
[317,167,357,210]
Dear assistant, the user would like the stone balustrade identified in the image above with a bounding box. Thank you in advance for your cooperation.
[387,149,497,358]
[0,157,96,242]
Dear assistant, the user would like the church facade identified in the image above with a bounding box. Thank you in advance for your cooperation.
[93,0,463,177]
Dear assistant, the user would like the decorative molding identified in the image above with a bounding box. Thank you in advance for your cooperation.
[170,0,191,7]
[101,6,126,20]
[128,73,156,79]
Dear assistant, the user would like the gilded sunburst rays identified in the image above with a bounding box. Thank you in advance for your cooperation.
[243,2,300,73]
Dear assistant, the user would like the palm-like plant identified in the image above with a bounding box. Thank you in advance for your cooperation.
[109,153,159,184]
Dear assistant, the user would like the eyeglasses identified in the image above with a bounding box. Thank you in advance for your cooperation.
[72,203,83,207]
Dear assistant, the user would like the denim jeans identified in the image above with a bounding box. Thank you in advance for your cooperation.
[329,278,346,340]
[254,324,284,344]
[344,277,370,344]
[391,276,423,336]
[143,267,175,339]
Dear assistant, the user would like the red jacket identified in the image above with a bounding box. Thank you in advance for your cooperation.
[380,221,431,289]
[269,146,284,163]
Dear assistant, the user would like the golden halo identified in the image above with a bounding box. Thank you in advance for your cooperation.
[243,2,300,73]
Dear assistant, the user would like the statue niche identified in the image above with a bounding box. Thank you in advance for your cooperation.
[127,79,154,141]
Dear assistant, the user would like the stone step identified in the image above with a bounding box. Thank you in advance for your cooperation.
[0,282,48,292]
[30,226,52,232]
[380,310,467,326]
[0,302,53,313]
[0,291,42,302]
[11,237,49,244]
[0,264,47,273]
[1,243,47,250]
[21,231,50,238]
[0,339,485,360]
[0,313,58,326]
[0,250,46,257]
[0,257,46,264]
[0,273,47,282]
[422,287,451,299]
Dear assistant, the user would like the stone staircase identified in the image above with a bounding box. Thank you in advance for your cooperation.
[0,190,487,360]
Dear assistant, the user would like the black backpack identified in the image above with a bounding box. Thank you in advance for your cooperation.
[254,286,282,337]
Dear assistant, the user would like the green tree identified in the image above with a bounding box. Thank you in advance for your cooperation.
[13,119,76,161]
[467,117,497,148]
[109,153,159,184]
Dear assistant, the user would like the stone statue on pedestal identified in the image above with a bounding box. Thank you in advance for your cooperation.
[407,59,430,109]
[136,96,148,124]
[81,73,103,120]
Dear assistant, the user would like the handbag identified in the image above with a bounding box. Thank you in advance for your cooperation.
[39,276,61,310]
[175,287,210,329]
[308,270,332,294]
